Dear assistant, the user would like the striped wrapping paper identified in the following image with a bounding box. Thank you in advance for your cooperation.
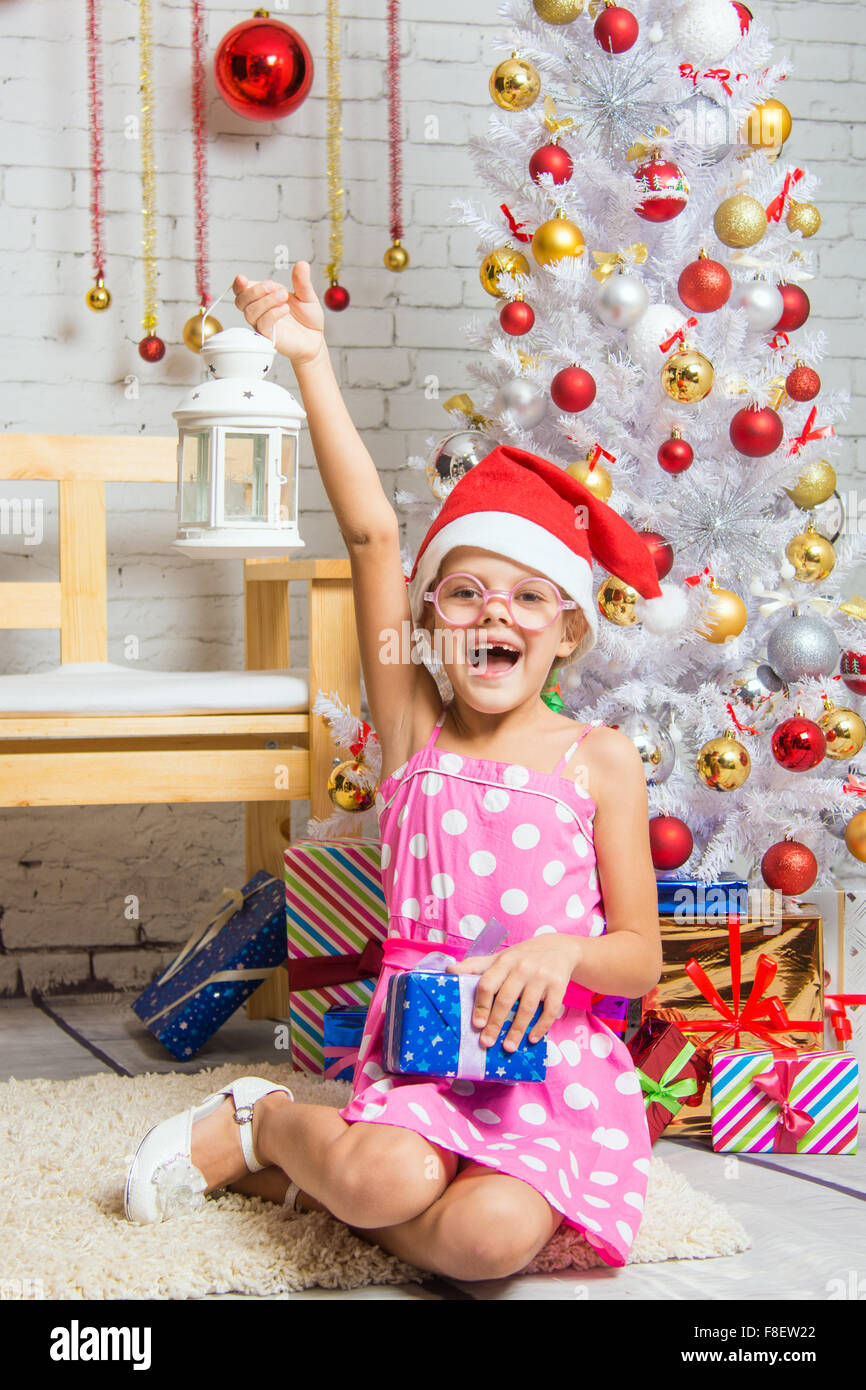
[284,838,387,1076]
[711,1049,859,1154]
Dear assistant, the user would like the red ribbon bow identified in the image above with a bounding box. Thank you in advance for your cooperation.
[750,1058,814,1152]
[659,317,698,353]
[767,169,805,222]
[824,993,866,1044]
[349,719,375,759]
[586,443,616,468]
[500,203,533,243]
[786,405,835,457]
[843,774,866,796]
[684,566,713,588]
[284,937,384,992]
[725,700,759,736]
[679,63,746,94]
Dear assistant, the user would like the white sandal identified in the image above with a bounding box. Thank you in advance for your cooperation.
[124,1075,294,1225]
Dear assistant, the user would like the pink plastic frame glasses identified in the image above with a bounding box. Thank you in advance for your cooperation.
[423,571,578,631]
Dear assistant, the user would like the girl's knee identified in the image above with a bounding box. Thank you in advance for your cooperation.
[322,1124,453,1227]
[433,1183,555,1281]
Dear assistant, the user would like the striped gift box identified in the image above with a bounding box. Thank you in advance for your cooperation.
[284,838,387,1076]
[711,1049,859,1154]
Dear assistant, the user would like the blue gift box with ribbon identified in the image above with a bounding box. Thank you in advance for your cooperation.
[132,870,287,1060]
[657,878,750,918]
[323,1005,369,1082]
[382,919,547,1084]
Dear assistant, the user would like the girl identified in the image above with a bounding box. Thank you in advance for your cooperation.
[124,262,664,1282]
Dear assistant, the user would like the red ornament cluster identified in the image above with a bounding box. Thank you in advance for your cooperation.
[551,366,597,413]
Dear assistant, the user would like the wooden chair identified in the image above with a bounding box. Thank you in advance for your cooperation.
[0,434,360,1020]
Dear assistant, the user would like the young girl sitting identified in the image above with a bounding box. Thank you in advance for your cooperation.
[124,262,664,1282]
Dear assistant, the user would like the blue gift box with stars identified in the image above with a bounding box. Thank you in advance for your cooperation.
[382,968,548,1084]
[132,869,287,1060]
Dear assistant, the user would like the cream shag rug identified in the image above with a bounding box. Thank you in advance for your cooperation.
[1,1062,750,1298]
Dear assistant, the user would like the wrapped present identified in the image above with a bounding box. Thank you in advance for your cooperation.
[132,870,286,1060]
[789,887,866,1109]
[657,878,750,918]
[641,910,824,1137]
[627,1013,711,1144]
[383,919,547,1083]
[284,838,387,1075]
[322,1005,369,1082]
[590,993,629,1034]
[711,1048,859,1154]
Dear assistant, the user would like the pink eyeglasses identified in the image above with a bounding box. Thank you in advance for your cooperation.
[424,572,578,632]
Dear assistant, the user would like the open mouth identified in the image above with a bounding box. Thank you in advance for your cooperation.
[467,638,522,676]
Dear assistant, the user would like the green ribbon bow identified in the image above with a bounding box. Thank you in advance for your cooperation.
[541,680,565,714]
[636,1041,699,1118]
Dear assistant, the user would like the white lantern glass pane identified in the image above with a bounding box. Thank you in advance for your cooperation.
[180,432,209,523]
[279,435,297,524]
[224,433,268,520]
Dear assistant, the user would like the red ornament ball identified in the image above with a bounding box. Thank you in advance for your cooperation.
[551,366,597,413]
[529,142,574,186]
[841,650,866,697]
[324,283,350,311]
[649,815,694,871]
[732,2,753,35]
[677,256,732,314]
[214,15,313,120]
[641,530,674,580]
[729,405,784,457]
[773,283,811,333]
[138,333,166,363]
[499,300,535,336]
[633,158,689,223]
[593,4,639,53]
[657,434,694,473]
[785,364,820,401]
[761,838,818,894]
[771,715,826,771]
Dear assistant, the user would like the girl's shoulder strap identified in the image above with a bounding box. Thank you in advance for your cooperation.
[423,702,448,751]
[552,718,604,774]
[574,717,605,747]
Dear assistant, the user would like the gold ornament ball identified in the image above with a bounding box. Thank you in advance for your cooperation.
[533,0,583,20]
[598,574,640,626]
[742,98,793,149]
[182,312,223,353]
[696,731,751,791]
[786,201,822,238]
[86,279,111,312]
[818,704,866,761]
[696,584,748,644]
[327,758,377,813]
[479,246,532,298]
[661,348,714,403]
[489,55,541,111]
[784,459,836,510]
[845,810,866,862]
[566,457,612,501]
[531,213,585,266]
[384,241,410,272]
[785,527,836,584]
[713,194,768,249]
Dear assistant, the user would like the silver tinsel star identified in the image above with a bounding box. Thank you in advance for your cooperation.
[660,473,784,583]
[557,50,677,156]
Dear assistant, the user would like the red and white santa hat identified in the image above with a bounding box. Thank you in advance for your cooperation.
[407,444,686,655]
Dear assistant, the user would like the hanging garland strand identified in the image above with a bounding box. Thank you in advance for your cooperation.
[322,0,349,310]
[183,0,222,351]
[137,0,165,360]
[85,0,111,310]
[384,0,409,272]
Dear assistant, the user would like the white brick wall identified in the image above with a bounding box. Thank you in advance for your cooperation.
[0,0,863,991]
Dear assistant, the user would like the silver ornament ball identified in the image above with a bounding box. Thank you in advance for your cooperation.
[608,711,676,785]
[730,281,786,333]
[597,273,649,329]
[820,805,850,841]
[766,610,841,682]
[425,429,499,501]
[674,93,735,166]
[493,376,548,429]
[725,660,786,719]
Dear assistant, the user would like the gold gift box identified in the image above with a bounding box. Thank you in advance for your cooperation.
[641,913,824,1137]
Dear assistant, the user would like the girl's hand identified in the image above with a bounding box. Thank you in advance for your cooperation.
[446,936,582,1053]
[232,262,325,366]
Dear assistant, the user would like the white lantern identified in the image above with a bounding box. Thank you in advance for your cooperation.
[172,326,306,557]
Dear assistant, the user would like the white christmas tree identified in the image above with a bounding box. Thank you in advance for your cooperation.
[396,0,866,892]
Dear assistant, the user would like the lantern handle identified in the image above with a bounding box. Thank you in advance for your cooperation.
[206,281,279,348]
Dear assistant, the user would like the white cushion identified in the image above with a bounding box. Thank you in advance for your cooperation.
[0,662,310,716]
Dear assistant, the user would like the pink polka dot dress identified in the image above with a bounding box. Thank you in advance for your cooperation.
[337,703,651,1266]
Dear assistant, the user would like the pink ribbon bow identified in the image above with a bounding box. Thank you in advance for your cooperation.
[750,1058,814,1152]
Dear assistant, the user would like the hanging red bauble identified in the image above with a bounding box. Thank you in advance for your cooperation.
[214,14,313,120]
[773,283,810,333]
[500,299,536,335]
[138,332,166,363]
[841,650,866,696]
[551,365,597,412]
[649,815,694,870]
[785,363,820,401]
[771,715,826,771]
[641,530,674,580]
[593,3,639,53]
[761,838,817,894]
[732,2,753,34]
[677,254,731,313]
[657,430,694,473]
[633,157,689,223]
[529,142,573,186]
[324,283,350,311]
[729,405,784,457]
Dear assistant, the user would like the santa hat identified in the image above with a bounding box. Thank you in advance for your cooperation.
[407,444,687,656]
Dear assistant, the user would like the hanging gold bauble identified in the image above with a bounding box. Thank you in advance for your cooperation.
[533,0,584,20]
[818,701,866,761]
[696,579,748,644]
[661,347,714,403]
[845,810,866,863]
[696,729,751,791]
[531,209,585,266]
[785,524,836,583]
[327,758,377,813]
[597,574,640,625]
[86,278,112,312]
[786,200,821,238]
[384,240,410,272]
[182,311,223,353]
[489,53,541,111]
[713,194,768,248]
[566,455,612,501]
[742,98,792,149]
[784,459,836,510]
[479,245,532,298]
